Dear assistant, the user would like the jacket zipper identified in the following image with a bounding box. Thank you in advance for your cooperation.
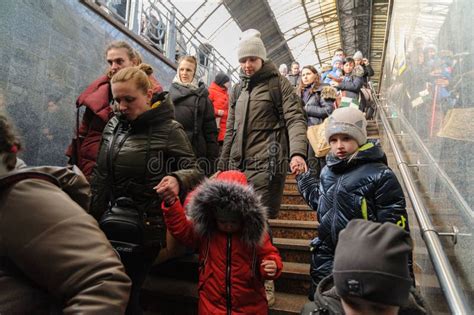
[226,233,232,315]
[107,122,130,200]
[331,175,344,242]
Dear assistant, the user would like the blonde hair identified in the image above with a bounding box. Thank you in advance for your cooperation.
[178,55,197,77]
[111,64,153,93]
[105,40,142,64]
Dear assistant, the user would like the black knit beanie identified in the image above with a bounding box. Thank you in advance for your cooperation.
[333,219,413,307]
[214,72,230,87]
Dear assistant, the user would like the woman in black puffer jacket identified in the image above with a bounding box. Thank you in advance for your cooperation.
[169,56,219,175]
[298,65,336,177]
[297,107,412,300]
[90,65,202,315]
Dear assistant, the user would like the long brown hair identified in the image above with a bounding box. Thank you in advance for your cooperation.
[297,65,320,96]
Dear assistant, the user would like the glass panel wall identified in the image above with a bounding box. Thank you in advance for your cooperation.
[379,0,473,311]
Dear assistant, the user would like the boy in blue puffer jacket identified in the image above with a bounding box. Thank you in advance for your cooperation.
[297,107,413,300]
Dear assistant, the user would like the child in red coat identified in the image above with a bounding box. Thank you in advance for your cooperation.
[156,170,283,314]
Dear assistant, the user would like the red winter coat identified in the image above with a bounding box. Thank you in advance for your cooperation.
[66,75,112,179]
[162,173,283,315]
[208,81,229,142]
[66,74,163,178]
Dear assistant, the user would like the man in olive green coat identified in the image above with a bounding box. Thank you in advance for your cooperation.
[219,29,308,220]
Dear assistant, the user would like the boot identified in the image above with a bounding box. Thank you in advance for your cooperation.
[265,280,275,307]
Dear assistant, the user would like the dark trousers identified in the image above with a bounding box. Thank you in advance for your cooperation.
[121,247,160,315]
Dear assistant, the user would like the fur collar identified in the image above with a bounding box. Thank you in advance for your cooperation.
[186,179,268,247]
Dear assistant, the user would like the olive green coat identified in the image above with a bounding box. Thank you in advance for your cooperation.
[219,61,307,218]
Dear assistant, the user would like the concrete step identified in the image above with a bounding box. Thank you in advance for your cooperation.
[269,219,318,239]
[284,178,298,192]
[281,190,306,205]
[276,262,311,295]
[274,237,311,264]
[279,204,316,221]
[142,275,310,314]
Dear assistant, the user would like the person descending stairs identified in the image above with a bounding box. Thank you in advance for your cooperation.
[139,120,381,314]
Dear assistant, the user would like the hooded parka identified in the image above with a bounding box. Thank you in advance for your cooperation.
[90,93,202,224]
[220,61,307,218]
[169,82,219,173]
[0,166,131,314]
[297,142,411,290]
[162,173,283,315]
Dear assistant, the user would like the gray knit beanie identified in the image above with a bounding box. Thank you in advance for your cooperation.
[353,51,363,60]
[334,220,413,307]
[237,29,267,62]
[325,107,367,146]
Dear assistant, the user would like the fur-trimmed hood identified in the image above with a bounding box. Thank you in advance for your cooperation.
[186,178,268,247]
[320,85,337,100]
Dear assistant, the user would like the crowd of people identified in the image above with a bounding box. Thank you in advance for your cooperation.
[0,28,428,315]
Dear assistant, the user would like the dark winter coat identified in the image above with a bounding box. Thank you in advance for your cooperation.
[361,63,374,84]
[208,81,229,142]
[302,85,336,126]
[0,166,131,314]
[219,61,307,218]
[338,65,365,100]
[162,177,283,315]
[296,142,411,288]
[90,93,202,226]
[169,82,219,172]
[300,275,429,315]
[287,73,301,87]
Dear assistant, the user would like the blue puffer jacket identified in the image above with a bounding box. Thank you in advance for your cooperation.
[296,142,411,292]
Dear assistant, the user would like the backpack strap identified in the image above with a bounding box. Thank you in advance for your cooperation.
[0,171,60,191]
[230,83,242,109]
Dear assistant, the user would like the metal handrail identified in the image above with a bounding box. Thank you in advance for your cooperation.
[394,107,473,220]
[372,87,471,315]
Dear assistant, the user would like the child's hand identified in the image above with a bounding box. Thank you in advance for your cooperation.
[261,260,277,277]
[154,176,179,206]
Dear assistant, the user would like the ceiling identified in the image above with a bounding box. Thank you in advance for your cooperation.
[167,0,391,86]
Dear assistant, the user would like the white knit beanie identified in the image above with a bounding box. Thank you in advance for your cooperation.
[353,51,363,60]
[237,29,267,62]
[325,107,367,146]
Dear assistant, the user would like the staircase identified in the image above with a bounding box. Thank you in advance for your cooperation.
[140,119,450,314]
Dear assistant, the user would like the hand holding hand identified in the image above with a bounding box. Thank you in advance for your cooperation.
[290,155,307,175]
[261,260,277,277]
[154,176,180,206]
